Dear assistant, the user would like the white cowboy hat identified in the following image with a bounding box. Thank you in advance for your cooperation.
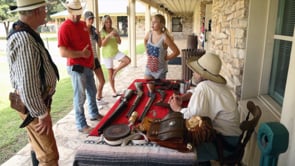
[186,53,226,84]
[62,0,83,15]
[9,0,48,12]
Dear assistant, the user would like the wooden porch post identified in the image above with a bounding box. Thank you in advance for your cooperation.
[145,4,151,35]
[128,0,137,67]
[85,0,100,58]
[166,14,172,33]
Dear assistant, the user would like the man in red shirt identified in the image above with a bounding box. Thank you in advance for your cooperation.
[58,0,103,134]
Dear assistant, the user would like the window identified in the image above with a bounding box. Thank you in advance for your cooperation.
[269,0,295,105]
[172,17,182,32]
[117,16,128,36]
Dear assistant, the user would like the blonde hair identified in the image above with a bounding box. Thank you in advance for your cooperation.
[153,14,166,32]
[101,15,112,31]
[153,14,173,40]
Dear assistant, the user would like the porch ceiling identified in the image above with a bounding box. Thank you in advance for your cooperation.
[138,0,212,16]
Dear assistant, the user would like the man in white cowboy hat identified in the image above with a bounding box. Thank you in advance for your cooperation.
[58,0,104,134]
[169,53,241,162]
[7,0,59,165]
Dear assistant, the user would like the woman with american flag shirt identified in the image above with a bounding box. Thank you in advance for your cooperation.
[144,14,180,80]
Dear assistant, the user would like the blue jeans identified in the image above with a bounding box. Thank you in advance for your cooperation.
[67,66,99,130]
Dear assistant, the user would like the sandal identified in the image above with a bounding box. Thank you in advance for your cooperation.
[112,93,121,98]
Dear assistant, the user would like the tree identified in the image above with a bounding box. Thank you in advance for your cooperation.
[0,0,65,36]
[0,0,17,36]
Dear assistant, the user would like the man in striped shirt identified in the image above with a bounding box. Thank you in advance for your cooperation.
[7,0,59,165]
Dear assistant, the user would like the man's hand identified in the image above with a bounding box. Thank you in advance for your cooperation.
[35,113,52,135]
[168,93,182,112]
[81,45,90,58]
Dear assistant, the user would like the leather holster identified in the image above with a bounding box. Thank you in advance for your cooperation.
[147,112,191,152]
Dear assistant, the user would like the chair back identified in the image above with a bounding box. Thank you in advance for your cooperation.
[215,101,262,165]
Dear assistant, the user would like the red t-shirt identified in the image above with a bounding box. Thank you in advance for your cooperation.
[58,19,93,68]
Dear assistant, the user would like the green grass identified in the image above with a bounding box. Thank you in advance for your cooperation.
[0,77,73,164]
[50,78,74,123]
[123,43,145,55]
[0,42,145,164]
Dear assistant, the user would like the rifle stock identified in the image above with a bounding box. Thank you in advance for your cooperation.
[138,92,156,122]
[98,89,134,134]
[126,82,143,118]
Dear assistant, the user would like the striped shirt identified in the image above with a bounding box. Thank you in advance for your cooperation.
[89,26,99,58]
[7,30,58,118]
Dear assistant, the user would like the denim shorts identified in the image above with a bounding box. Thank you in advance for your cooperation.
[144,67,167,79]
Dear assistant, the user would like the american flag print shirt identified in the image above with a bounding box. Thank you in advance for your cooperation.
[146,33,167,73]
[146,44,160,72]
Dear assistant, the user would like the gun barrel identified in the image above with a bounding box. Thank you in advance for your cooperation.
[126,82,143,118]
[157,89,166,102]
[134,82,143,92]
[126,93,142,117]
[138,92,156,122]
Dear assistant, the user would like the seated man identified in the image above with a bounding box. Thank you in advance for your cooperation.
[169,53,241,162]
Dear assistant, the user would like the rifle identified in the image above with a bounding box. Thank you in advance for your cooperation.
[126,82,143,118]
[156,89,166,103]
[98,89,134,134]
[138,92,156,122]
[154,89,173,112]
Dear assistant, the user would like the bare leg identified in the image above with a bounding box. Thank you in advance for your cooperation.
[108,68,117,95]
[113,55,131,80]
[144,75,154,80]
[94,68,105,99]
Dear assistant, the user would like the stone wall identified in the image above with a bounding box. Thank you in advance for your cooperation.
[208,0,249,100]
[172,16,194,40]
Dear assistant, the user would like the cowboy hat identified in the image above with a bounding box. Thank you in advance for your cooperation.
[186,53,226,84]
[9,0,48,12]
[62,0,83,15]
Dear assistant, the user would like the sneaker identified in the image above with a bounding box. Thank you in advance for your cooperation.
[96,98,109,105]
[90,114,104,121]
[96,101,104,110]
[78,125,93,134]
[98,105,103,110]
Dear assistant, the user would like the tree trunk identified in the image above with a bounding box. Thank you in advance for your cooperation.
[3,21,10,37]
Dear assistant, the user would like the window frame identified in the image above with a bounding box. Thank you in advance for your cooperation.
[171,17,183,32]
[241,0,282,119]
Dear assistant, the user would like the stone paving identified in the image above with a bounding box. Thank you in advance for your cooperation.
[2,40,185,166]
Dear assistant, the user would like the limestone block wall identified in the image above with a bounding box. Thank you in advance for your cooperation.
[208,0,249,100]
[172,16,195,40]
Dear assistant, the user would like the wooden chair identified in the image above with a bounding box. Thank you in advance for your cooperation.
[214,101,262,166]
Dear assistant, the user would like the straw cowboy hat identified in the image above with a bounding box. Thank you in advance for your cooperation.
[62,0,83,15]
[186,53,226,84]
[9,0,48,12]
